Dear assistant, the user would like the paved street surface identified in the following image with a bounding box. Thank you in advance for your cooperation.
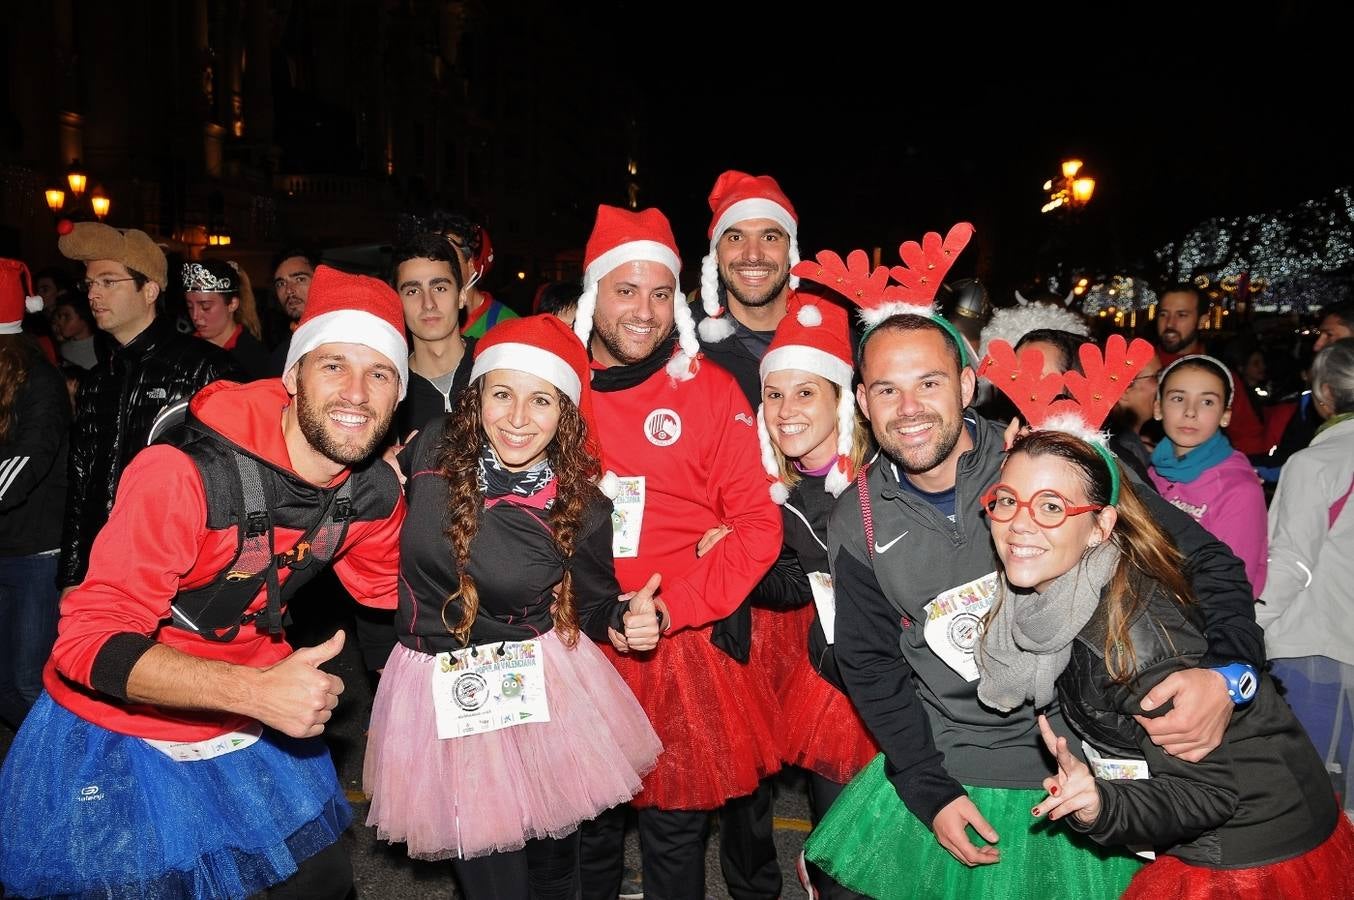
[0,614,815,899]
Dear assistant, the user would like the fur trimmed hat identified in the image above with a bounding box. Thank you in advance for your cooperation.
[58,222,168,289]
[757,296,856,503]
[0,259,44,335]
[472,313,618,496]
[572,205,700,381]
[699,171,800,344]
[283,265,409,399]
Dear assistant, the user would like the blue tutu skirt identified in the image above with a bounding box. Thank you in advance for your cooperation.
[0,692,351,899]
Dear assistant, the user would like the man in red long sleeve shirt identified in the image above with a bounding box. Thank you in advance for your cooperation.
[571,205,783,900]
[0,266,408,900]
[1157,283,1268,456]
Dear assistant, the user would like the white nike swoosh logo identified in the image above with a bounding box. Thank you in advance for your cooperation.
[874,531,909,554]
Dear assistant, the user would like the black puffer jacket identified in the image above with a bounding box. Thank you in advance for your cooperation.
[1060,578,1337,868]
[59,316,239,587]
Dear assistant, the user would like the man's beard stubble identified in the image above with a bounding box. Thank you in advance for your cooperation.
[296,382,392,465]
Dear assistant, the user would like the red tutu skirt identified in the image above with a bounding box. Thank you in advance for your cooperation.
[1122,812,1354,900]
[364,632,661,859]
[780,651,878,783]
[750,604,816,699]
[604,625,782,810]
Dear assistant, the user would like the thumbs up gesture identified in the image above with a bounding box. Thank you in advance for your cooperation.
[623,573,664,652]
[249,630,347,738]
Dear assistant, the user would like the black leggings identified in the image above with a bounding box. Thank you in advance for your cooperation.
[256,840,353,900]
[452,833,579,900]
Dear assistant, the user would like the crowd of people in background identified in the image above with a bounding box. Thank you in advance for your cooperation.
[0,179,1352,900]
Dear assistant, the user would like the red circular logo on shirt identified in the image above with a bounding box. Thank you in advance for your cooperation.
[643,408,682,446]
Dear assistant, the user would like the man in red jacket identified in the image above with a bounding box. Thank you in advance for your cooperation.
[0,266,408,900]
[572,205,783,900]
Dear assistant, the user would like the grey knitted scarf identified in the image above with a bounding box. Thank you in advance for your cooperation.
[978,541,1120,713]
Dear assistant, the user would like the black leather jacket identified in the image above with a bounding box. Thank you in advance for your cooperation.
[1060,577,1337,868]
[59,317,239,587]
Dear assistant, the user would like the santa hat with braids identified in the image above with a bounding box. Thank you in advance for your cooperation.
[698,171,800,343]
[758,295,856,503]
[572,205,701,381]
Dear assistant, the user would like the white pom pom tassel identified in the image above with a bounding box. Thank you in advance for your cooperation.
[597,470,620,500]
[788,238,801,291]
[698,313,736,343]
[769,481,790,505]
[572,281,599,348]
[25,296,44,314]
[796,304,822,327]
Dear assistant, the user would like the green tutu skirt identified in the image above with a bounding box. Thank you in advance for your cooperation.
[805,754,1142,900]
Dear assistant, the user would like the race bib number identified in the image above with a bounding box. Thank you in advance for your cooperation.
[610,476,646,559]
[808,571,837,645]
[143,724,262,762]
[922,572,998,682]
[1082,740,1155,860]
[433,640,551,739]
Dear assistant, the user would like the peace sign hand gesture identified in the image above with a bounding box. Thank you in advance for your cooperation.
[1032,714,1102,826]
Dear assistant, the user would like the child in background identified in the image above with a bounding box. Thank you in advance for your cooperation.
[1150,355,1268,594]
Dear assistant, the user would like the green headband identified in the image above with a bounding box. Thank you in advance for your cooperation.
[859,312,970,368]
[1091,441,1122,506]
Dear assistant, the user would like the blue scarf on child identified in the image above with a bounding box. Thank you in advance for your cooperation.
[1150,429,1233,484]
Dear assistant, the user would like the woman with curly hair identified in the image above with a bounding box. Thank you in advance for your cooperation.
[363,314,662,899]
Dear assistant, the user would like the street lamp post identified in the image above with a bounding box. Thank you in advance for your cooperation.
[43,161,111,224]
[1039,158,1098,297]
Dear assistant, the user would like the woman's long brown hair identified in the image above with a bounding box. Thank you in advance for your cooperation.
[434,379,601,648]
[997,430,1195,682]
[0,334,40,444]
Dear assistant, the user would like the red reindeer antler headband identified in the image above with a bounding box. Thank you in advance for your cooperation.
[792,223,976,364]
[978,333,1157,503]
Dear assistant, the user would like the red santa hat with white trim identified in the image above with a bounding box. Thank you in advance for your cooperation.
[699,171,800,344]
[758,295,856,503]
[572,204,700,381]
[475,313,618,495]
[283,264,409,399]
[0,258,46,335]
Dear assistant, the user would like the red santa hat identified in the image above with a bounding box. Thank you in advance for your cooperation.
[757,295,856,503]
[0,258,45,335]
[283,264,409,399]
[699,171,800,344]
[473,313,617,495]
[572,204,701,381]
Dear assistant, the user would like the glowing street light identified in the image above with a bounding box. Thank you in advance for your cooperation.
[1041,158,1096,214]
[45,188,66,213]
[90,188,110,221]
[66,160,88,197]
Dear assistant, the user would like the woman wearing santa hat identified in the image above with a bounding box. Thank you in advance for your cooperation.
[751,294,877,898]
[363,314,663,899]
[0,258,69,730]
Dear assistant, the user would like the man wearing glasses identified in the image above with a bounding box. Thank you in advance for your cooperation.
[56,223,238,593]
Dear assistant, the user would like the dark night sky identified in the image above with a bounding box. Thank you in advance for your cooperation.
[543,7,1350,291]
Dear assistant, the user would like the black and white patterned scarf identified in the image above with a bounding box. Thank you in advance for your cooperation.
[477,443,555,508]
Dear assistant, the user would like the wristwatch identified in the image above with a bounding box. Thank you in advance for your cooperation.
[1212,663,1259,705]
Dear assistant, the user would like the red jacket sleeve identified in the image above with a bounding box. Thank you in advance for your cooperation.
[331,490,406,609]
[50,447,210,691]
[660,374,782,631]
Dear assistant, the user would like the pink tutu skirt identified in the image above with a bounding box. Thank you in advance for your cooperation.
[363,630,661,860]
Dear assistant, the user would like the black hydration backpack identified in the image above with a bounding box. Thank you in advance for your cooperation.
[147,399,355,642]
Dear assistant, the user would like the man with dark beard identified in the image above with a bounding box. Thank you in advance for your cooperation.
[1155,283,1267,456]
[570,205,783,900]
[0,266,407,900]
[692,170,803,404]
